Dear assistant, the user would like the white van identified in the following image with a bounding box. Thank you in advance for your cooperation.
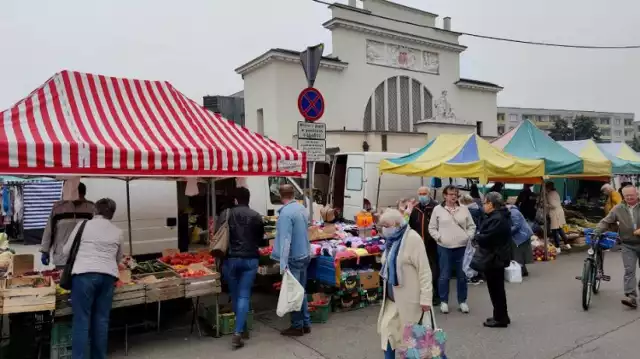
[327,152,425,220]
[81,178,178,256]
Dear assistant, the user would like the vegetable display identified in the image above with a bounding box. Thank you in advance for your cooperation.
[132,260,168,275]
[160,252,215,266]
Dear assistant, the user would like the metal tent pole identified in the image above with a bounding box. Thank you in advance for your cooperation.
[542,183,549,261]
[375,175,382,210]
[126,179,133,256]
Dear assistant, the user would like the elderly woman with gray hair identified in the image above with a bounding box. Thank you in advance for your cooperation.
[63,198,123,359]
[376,208,433,359]
[474,192,513,328]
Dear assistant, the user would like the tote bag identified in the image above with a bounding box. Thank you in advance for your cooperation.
[210,209,230,257]
[59,220,88,290]
[399,310,447,359]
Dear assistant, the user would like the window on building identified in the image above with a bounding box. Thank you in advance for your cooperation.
[476,121,483,136]
[625,129,632,136]
[614,130,622,137]
[257,109,264,135]
[497,113,505,123]
[615,118,621,125]
[381,134,388,152]
[601,128,611,136]
[497,125,505,135]
[600,117,610,125]
[625,118,633,126]
[509,114,518,123]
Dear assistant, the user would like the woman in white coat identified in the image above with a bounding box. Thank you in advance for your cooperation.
[377,209,433,359]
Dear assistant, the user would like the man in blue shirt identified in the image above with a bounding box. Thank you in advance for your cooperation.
[271,184,311,336]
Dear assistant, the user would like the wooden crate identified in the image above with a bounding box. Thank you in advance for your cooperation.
[112,282,145,308]
[184,270,221,298]
[134,271,184,303]
[0,276,56,314]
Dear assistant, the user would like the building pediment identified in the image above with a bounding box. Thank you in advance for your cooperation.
[323,17,467,53]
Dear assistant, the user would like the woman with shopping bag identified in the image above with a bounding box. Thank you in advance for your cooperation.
[472,192,513,328]
[376,209,436,359]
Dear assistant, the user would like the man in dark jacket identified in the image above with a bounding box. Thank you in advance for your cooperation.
[219,187,266,349]
[476,192,513,328]
[408,186,441,305]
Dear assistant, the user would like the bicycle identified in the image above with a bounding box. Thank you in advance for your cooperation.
[578,230,616,310]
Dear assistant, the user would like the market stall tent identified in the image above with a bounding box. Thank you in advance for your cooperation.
[492,120,587,177]
[557,140,613,175]
[597,143,640,174]
[379,133,544,184]
[0,70,306,178]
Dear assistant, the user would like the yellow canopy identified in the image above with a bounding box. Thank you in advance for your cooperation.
[557,140,612,178]
[379,133,545,184]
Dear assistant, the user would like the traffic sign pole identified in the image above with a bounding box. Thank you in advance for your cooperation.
[300,44,325,222]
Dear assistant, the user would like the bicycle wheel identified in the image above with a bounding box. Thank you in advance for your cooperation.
[593,251,603,294]
[582,260,593,311]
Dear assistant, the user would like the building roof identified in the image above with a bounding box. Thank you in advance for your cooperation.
[455,78,503,93]
[235,48,348,76]
[497,106,635,117]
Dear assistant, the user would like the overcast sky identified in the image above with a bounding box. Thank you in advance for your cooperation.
[1,0,639,118]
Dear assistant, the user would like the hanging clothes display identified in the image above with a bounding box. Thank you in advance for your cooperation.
[23,181,63,230]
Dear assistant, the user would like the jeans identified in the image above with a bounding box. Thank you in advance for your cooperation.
[71,273,116,359]
[288,257,311,329]
[485,267,509,323]
[223,257,259,334]
[552,228,568,247]
[437,245,467,304]
[384,341,395,359]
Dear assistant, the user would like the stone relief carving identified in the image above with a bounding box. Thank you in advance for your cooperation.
[365,39,439,74]
[432,90,466,124]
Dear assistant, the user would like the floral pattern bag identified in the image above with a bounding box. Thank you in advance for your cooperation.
[399,310,447,359]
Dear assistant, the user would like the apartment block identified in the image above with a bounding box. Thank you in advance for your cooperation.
[497,107,636,143]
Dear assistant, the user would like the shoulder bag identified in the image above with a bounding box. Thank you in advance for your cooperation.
[210,209,231,258]
[59,220,89,290]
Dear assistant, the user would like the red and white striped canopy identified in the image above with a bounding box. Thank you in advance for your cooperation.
[0,70,306,178]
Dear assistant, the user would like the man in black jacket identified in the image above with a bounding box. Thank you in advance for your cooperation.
[408,186,441,305]
[220,187,266,349]
[476,192,513,328]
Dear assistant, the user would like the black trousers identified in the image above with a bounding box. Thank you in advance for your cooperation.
[485,267,509,322]
[426,240,440,303]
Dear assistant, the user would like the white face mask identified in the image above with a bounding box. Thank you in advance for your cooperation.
[382,227,398,238]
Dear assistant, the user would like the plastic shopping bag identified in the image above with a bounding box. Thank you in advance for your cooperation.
[504,260,522,283]
[462,240,477,279]
[276,269,305,317]
[399,310,447,359]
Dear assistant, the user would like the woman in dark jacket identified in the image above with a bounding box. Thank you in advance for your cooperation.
[475,192,513,328]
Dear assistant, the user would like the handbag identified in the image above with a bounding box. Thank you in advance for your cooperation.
[210,209,231,258]
[399,310,447,359]
[469,245,494,273]
[59,220,88,290]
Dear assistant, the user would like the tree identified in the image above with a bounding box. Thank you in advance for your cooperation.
[548,118,573,141]
[630,136,640,152]
[573,116,601,142]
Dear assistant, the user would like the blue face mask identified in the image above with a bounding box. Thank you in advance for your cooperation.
[382,227,398,238]
[418,195,430,204]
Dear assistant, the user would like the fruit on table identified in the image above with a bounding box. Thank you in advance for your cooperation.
[160,252,214,266]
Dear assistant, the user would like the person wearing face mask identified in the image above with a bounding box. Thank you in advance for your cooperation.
[408,186,441,305]
[377,208,433,359]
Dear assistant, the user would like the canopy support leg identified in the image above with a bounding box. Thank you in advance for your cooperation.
[126,179,133,256]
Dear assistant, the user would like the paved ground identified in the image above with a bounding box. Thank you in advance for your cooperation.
[103,249,640,359]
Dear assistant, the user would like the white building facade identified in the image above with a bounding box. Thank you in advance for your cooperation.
[236,0,502,156]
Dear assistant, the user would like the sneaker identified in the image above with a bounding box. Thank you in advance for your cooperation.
[439,302,449,314]
[459,302,470,314]
[303,326,311,334]
[565,244,572,250]
[241,331,250,340]
[231,334,244,349]
[622,295,638,309]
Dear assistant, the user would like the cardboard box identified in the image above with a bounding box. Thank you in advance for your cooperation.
[358,271,380,290]
[11,254,34,276]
